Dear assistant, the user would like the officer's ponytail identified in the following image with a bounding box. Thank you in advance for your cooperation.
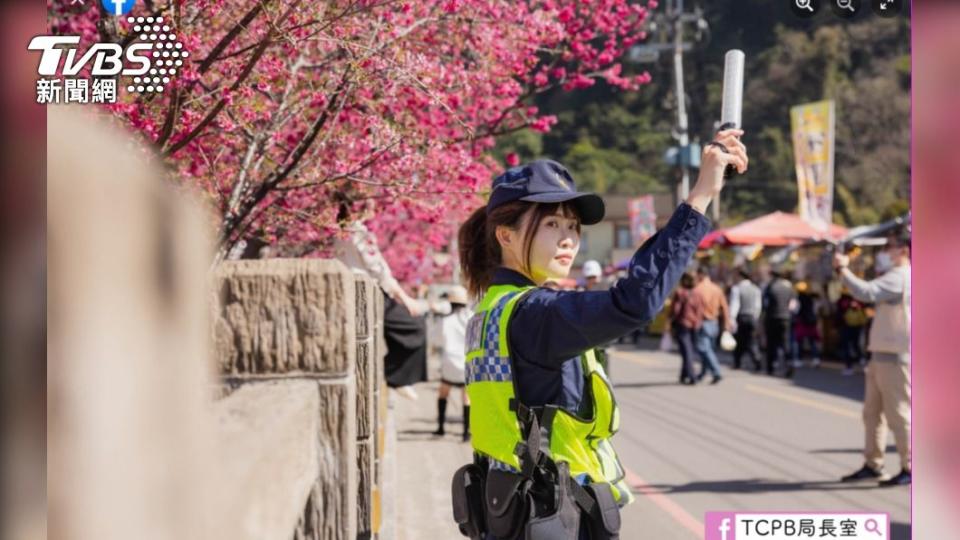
[458,202,529,299]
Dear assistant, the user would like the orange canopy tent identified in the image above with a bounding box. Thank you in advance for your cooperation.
[699,211,848,248]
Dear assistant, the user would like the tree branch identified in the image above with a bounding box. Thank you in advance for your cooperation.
[215,67,354,250]
[161,25,276,157]
[197,1,269,75]
[273,138,402,191]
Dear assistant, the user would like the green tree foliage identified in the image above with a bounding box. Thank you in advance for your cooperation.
[496,1,910,227]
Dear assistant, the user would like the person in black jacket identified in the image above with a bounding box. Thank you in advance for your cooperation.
[763,268,797,377]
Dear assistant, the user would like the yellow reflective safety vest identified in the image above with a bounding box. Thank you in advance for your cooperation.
[465,283,634,504]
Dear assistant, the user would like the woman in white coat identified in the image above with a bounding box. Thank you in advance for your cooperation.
[433,285,473,442]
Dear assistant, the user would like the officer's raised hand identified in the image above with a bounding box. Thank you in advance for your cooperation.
[686,129,748,214]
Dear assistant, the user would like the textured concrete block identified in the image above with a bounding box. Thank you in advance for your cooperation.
[374,292,387,369]
[213,381,320,540]
[314,381,358,540]
[214,259,356,377]
[356,441,375,538]
[290,378,357,540]
[356,339,374,440]
[354,273,376,341]
[354,273,377,442]
[293,484,321,540]
[373,292,386,461]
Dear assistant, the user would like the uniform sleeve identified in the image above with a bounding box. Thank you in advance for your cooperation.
[508,203,711,368]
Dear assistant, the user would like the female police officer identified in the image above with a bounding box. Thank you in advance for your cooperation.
[451,129,747,539]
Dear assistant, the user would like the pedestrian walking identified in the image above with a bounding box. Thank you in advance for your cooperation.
[791,281,822,368]
[763,268,797,377]
[729,267,763,371]
[670,273,703,385]
[692,265,729,384]
[434,286,474,441]
[836,230,912,487]
[450,128,748,539]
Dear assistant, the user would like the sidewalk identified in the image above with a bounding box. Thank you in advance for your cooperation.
[391,381,472,539]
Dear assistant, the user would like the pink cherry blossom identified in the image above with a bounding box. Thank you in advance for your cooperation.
[46,0,657,283]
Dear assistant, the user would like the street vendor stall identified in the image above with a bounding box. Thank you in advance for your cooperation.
[699,211,848,248]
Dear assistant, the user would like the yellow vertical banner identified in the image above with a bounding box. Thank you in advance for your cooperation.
[790,100,836,230]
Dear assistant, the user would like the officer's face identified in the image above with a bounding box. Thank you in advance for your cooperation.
[526,208,581,285]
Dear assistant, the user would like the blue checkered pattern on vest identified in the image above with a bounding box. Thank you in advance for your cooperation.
[465,291,520,384]
[489,458,520,473]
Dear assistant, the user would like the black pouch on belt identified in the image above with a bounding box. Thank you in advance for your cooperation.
[483,469,530,540]
[583,482,622,539]
[524,463,581,540]
[451,463,486,539]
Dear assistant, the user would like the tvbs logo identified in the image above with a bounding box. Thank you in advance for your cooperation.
[29,15,188,104]
[30,35,154,77]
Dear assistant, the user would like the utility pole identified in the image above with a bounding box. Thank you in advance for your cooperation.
[633,1,709,213]
[671,0,691,204]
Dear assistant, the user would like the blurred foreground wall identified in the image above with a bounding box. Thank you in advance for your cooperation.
[47,107,390,540]
[47,106,215,539]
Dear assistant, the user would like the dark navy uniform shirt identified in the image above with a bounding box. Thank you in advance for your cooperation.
[494,203,712,413]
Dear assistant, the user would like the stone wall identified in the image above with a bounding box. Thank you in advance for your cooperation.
[213,260,387,540]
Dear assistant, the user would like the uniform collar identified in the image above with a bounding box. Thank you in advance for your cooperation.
[491,267,536,288]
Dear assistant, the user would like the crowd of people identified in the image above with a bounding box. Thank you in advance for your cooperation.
[664,262,867,383]
[572,229,913,486]
[572,247,900,384]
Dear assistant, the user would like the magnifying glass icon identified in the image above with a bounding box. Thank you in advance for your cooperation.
[864,519,883,537]
[837,0,856,12]
[796,0,814,12]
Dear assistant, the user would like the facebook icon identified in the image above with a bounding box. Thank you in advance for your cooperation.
[719,518,732,540]
[100,0,137,16]
[706,512,737,540]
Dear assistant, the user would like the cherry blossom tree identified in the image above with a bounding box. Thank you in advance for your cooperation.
[47,0,656,283]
